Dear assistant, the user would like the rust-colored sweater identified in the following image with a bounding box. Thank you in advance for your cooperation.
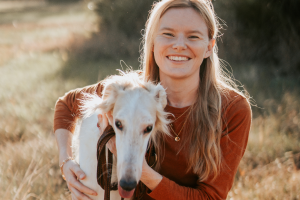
[54,82,251,200]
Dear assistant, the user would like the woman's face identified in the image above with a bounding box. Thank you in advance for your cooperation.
[153,7,215,80]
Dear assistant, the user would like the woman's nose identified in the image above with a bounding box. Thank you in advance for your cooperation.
[172,35,187,51]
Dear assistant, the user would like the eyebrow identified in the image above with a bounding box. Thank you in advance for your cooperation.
[159,27,205,36]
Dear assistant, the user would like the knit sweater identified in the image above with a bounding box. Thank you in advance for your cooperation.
[53,82,251,200]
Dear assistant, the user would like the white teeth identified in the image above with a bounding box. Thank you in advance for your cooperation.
[168,56,189,61]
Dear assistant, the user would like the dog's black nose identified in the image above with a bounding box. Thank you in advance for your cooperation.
[119,179,137,191]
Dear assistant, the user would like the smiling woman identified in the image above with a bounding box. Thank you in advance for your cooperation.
[153,7,215,80]
[54,0,251,200]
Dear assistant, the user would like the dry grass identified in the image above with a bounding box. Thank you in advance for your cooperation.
[229,154,300,200]
[0,1,299,200]
[229,92,300,200]
[0,2,97,199]
[0,137,66,200]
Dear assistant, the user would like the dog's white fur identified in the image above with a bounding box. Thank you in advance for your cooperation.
[72,71,170,200]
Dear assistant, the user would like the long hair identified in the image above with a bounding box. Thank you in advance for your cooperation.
[140,0,246,181]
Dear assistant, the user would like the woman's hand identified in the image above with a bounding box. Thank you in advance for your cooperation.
[61,160,97,200]
[55,128,98,200]
[97,112,117,156]
[140,155,163,191]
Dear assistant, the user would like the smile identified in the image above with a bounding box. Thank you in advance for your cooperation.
[167,56,191,61]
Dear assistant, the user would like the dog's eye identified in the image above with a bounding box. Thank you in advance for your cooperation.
[115,120,123,130]
[144,125,153,134]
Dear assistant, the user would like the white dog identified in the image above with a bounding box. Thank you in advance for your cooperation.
[73,71,170,200]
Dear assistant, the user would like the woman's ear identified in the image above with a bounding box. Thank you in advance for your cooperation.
[204,38,216,58]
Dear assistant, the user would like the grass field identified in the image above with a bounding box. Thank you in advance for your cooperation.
[0,1,299,200]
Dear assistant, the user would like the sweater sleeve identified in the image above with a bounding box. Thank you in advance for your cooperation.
[53,82,103,133]
[148,96,252,200]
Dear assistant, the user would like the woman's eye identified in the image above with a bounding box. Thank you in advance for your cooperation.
[143,125,153,134]
[115,120,123,130]
[163,33,174,37]
[189,35,199,39]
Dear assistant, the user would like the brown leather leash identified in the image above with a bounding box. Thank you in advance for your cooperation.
[97,125,156,200]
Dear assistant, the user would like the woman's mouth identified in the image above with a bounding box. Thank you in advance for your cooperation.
[167,56,191,61]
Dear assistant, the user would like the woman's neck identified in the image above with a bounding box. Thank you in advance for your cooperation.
[160,75,199,108]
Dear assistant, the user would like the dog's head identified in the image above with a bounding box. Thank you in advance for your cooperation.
[81,71,170,198]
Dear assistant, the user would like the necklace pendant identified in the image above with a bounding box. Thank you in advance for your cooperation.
[175,136,180,142]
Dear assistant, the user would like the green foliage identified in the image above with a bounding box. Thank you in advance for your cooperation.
[92,0,300,76]
[95,0,154,38]
[47,0,81,3]
[92,0,155,58]
[233,0,300,75]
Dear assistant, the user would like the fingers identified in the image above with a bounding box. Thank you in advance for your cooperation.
[97,113,116,155]
[97,114,102,125]
[70,187,93,200]
[106,111,113,125]
[70,162,86,180]
[97,113,109,133]
[67,175,97,197]
[63,161,97,198]
[100,113,108,129]
[106,136,117,156]
[68,165,97,196]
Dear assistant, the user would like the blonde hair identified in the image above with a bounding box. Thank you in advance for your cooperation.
[140,0,245,181]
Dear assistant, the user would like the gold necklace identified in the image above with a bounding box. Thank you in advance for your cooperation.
[169,107,192,142]
[169,106,191,127]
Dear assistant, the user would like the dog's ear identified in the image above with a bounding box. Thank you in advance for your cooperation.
[99,82,121,113]
[152,84,167,108]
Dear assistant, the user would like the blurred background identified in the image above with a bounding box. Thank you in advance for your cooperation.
[0,0,299,199]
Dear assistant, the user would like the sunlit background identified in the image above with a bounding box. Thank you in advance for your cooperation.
[0,0,299,199]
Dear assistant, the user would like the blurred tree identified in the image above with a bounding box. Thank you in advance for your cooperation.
[92,0,155,58]
[47,0,81,2]
[233,0,300,75]
[95,0,154,38]
[91,0,300,76]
